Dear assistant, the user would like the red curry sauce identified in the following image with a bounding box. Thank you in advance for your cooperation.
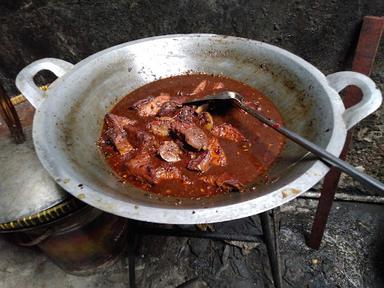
[98,75,285,198]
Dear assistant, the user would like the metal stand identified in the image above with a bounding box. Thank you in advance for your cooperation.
[127,210,283,288]
[260,211,282,288]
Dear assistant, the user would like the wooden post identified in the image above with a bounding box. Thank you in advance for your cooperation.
[306,16,384,249]
[0,84,25,143]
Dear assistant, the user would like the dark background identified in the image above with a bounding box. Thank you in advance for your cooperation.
[0,0,383,189]
[0,0,383,94]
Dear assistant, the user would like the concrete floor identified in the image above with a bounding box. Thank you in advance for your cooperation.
[1,197,383,288]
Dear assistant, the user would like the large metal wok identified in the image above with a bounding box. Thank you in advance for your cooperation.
[16,34,382,224]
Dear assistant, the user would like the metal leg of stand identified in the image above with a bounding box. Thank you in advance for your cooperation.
[129,211,282,288]
[128,222,137,288]
[136,226,263,242]
[260,210,283,288]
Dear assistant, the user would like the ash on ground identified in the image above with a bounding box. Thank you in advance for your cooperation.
[1,197,383,288]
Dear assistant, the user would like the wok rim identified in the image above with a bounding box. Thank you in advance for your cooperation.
[32,34,347,224]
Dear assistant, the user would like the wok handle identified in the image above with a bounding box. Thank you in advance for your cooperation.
[16,58,74,108]
[326,71,382,130]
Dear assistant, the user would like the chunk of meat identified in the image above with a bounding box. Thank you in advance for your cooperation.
[182,125,209,150]
[132,93,171,117]
[103,113,137,155]
[187,151,212,172]
[211,123,247,142]
[105,132,134,155]
[190,80,207,95]
[174,92,189,104]
[212,82,225,90]
[125,153,154,183]
[149,116,205,151]
[187,137,226,172]
[173,105,196,124]
[216,173,244,192]
[136,131,159,152]
[105,113,137,130]
[149,164,182,183]
[207,137,227,166]
[110,134,134,155]
[147,117,175,137]
[158,141,182,163]
[126,153,181,184]
[198,111,214,130]
[171,119,209,151]
[158,101,182,117]
[200,173,244,192]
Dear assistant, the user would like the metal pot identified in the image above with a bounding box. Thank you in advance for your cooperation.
[0,131,129,274]
[15,34,382,224]
[5,205,129,275]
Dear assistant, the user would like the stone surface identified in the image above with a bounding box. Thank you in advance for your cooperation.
[0,0,383,94]
[0,236,130,288]
[1,198,384,287]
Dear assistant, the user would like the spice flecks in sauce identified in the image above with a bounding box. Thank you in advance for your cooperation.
[98,75,285,198]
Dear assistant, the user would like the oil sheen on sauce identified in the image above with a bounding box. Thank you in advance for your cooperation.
[98,74,285,198]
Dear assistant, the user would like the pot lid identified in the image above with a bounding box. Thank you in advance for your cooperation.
[0,197,85,232]
[0,128,68,224]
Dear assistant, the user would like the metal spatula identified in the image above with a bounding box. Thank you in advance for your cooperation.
[183,91,384,192]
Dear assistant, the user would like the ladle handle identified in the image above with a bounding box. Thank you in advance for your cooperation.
[234,100,384,193]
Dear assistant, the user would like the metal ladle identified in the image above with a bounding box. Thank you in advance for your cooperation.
[183,91,384,193]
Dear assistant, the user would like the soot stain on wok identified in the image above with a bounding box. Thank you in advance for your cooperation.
[98,74,285,198]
